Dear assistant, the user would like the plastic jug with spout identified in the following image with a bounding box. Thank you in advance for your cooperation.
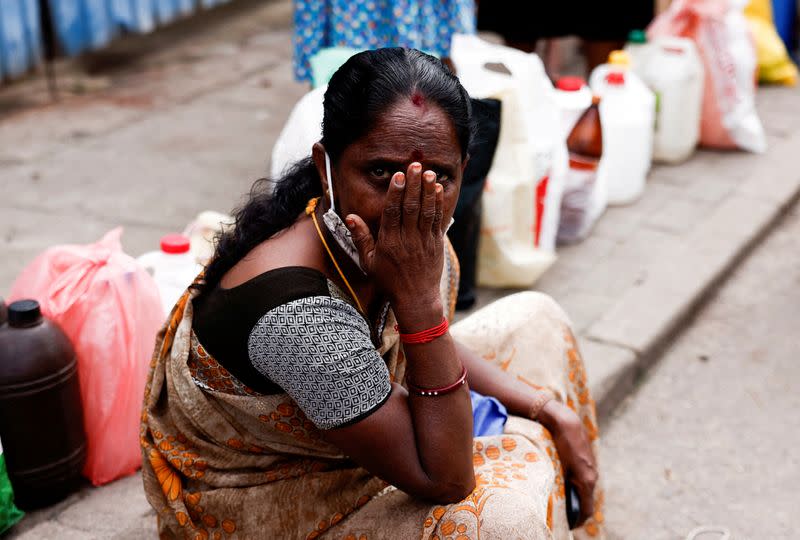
[625,30,652,71]
[590,51,655,205]
[554,76,592,140]
[137,234,202,315]
[557,96,605,244]
[629,36,704,164]
[0,300,86,509]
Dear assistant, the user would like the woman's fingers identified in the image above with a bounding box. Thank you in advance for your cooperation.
[574,471,596,527]
[402,162,423,231]
[346,214,376,272]
[381,172,406,233]
[420,170,438,233]
[432,182,444,235]
[572,447,597,526]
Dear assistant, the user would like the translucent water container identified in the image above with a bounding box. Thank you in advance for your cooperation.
[554,76,592,140]
[590,52,655,205]
[137,234,201,315]
[629,36,704,164]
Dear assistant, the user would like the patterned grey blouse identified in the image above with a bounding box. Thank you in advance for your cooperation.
[192,267,392,430]
[248,289,392,429]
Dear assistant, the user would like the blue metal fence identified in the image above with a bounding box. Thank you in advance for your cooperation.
[0,0,233,81]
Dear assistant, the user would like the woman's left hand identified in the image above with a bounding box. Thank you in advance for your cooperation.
[537,400,598,527]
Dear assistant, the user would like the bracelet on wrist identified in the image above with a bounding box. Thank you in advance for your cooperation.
[406,364,467,397]
[528,390,554,420]
[397,317,449,345]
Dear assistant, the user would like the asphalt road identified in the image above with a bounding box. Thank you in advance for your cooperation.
[600,203,800,539]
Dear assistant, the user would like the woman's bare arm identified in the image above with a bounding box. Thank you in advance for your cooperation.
[324,164,474,503]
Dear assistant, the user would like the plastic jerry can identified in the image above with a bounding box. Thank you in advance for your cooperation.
[137,234,202,316]
[590,51,655,205]
[625,29,652,72]
[0,300,86,509]
[554,76,593,141]
[630,36,704,164]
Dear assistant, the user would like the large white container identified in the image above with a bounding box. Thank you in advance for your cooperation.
[590,63,655,206]
[137,234,202,315]
[554,76,592,139]
[628,36,704,164]
[450,34,566,286]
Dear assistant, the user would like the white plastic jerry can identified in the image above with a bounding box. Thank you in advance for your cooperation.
[136,234,202,316]
[590,53,656,206]
[554,76,592,140]
[630,36,704,164]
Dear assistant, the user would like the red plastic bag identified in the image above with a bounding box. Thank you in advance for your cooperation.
[648,0,767,152]
[9,228,163,486]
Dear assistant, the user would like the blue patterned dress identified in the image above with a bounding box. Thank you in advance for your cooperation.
[293,0,476,82]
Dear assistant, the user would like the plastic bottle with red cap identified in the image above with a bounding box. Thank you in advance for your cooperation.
[554,76,593,139]
[589,50,655,205]
[136,234,201,315]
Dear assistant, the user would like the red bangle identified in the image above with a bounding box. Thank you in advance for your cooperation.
[407,365,468,397]
[398,317,449,345]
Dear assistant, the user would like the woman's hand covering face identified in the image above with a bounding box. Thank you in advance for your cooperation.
[345,162,445,310]
[316,99,464,310]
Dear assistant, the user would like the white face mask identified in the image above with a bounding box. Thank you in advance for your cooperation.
[322,152,365,272]
[321,152,454,272]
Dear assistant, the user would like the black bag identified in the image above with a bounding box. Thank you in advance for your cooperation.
[448,98,502,311]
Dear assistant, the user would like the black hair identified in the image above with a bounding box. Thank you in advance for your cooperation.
[200,48,472,291]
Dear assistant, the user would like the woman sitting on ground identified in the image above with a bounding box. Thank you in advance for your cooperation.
[141,48,603,539]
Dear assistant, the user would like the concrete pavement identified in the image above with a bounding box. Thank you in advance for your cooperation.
[1,1,799,537]
[601,203,800,539]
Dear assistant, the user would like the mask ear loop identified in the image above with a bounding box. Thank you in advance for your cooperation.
[324,152,336,213]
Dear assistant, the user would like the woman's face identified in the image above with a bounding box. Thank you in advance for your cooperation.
[314,97,466,240]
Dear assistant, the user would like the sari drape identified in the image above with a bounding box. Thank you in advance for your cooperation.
[141,251,604,539]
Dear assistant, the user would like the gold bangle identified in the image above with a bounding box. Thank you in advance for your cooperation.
[528,391,554,420]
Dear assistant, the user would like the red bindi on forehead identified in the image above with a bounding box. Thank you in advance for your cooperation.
[410,149,424,161]
[410,91,425,107]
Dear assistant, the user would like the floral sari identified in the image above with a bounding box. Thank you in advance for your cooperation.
[140,247,604,539]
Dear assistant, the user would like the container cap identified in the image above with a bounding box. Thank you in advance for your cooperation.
[608,50,631,68]
[605,72,626,85]
[556,76,587,92]
[8,299,43,327]
[628,29,647,44]
[160,234,191,254]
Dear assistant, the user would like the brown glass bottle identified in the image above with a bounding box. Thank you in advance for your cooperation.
[567,96,603,162]
[0,300,86,509]
[557,96,604,244]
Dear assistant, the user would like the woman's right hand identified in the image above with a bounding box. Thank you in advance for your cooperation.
[346,162,445,322]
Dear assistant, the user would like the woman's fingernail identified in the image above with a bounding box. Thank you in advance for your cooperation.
[424,171,436,183]
[412,163,422,173]
[345,217,355,229]
[435,183,443,193]
[395,174,406,187]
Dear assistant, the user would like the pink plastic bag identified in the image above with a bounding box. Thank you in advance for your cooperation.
[9,228,163,486]
[648,0,767,152]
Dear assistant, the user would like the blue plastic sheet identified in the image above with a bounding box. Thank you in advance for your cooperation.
[48,0,87,56]
[81,0,114,49]
[108,0,156,34]
[47,0,234,60]
[0,0,42,80]
[470,391,508,437]
[0,0,232,82]
[154,0,179,26]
